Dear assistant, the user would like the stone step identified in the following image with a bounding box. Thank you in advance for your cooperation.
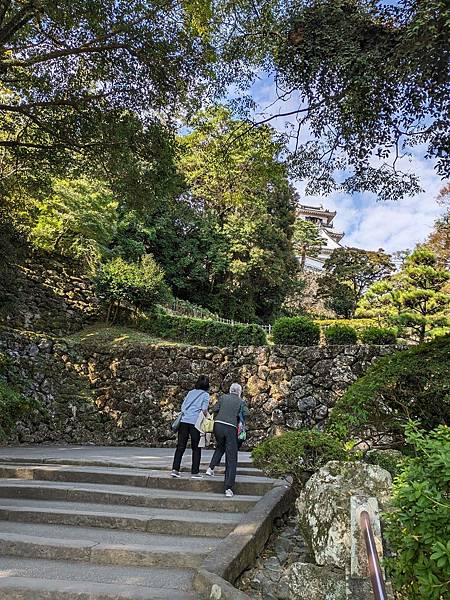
[0,455,261,475]
[0,479,261,513]
[0,520,222,549]
[0,463,275,495]
[0,446,253,467]
[0,531,213,568]
[0,557,196,599]
[0,497,241,537]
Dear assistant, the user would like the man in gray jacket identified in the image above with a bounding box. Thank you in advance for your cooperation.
[205,383,249,497]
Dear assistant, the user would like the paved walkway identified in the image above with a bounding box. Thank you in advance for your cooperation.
[0,445,276,599]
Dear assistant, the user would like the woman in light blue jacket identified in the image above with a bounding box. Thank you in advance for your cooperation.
[171,375,210,479]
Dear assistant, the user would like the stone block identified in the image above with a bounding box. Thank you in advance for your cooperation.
[287,562,346,600]
[296,462,392,569]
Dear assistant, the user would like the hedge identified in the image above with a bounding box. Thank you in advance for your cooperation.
[324,324,358,345]
[316,318,385,331]
[358,326,397,345]
[137,313,267,346]
[272,316,320,346]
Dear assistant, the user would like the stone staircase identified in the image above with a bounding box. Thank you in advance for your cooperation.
[0,448,278,599]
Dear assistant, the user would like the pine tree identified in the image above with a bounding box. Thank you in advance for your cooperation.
[293,220,323,271]
[357,247,450,342]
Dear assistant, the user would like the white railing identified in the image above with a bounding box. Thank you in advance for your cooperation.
[162,299,272,334]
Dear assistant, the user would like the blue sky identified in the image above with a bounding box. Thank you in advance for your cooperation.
[247,75,447,254]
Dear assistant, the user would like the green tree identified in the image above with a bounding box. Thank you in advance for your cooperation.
[317,276,356,318]
[319,247,394,318]
[31,178,117,270]
[293,219,323,271]
[94,255,170,322]
[0,0,214,196]
[357,247,450,342]
[224,0,450,197]
[170,107,298,321]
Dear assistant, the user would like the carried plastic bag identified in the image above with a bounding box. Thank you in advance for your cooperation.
[201,415,215,433]
[237,404,246,441]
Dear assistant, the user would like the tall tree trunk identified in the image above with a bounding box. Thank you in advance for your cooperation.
[106,301,113,324]
[113,301,120,324]
[300,247,306,271]
[419,323,426,343]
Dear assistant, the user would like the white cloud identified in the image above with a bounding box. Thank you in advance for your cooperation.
[321,154,446,254]
[247,78,447,254]
[295,171,446,254]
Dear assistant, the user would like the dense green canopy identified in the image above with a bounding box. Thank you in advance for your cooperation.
[0,0,214,207]
[223,0,450,198]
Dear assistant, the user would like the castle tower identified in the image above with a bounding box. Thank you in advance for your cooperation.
[296,204,345,271]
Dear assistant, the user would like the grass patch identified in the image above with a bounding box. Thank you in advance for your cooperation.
[65,324,194,348]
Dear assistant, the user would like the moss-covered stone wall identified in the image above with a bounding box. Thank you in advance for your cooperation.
[0,327,399,447]
[0,252,101,335]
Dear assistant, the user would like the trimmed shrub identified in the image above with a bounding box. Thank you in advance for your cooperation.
[359,326,397,345]
[252,429,347,492]
[324,324,357,345]
[384,423,450,600]
[327,335,450,445]
[137,313,266,346]
[272,316,320,346]
[316,318,384,331]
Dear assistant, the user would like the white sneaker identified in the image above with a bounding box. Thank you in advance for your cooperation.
[191,473,203,479]
[225,489,234,498]
[206,468,215,477]
[171,470,181,478]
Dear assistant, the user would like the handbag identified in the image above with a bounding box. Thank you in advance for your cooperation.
[237,403,247,442]
[171,412,183,433]
[171,391,205,433]
[201,415,215,434]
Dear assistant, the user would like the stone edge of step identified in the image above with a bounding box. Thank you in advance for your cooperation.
[0,456,255,470]
[0,532,207,568]
[0,481,262,513]
[193,482,295,600]
[0,463,275,496]
[0,576,196,599]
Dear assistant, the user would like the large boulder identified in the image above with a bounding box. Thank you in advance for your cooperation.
[296,461,392,569]
[287,562,346,600]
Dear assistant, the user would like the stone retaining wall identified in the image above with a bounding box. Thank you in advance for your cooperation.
[0,328,398,447]
[0,253,100,335]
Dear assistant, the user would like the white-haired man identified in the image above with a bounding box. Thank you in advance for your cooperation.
[205,383,249,497]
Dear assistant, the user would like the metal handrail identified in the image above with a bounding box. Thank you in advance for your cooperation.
[359,510,388,600]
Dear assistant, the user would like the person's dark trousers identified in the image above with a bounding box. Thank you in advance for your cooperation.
[172,422,201,474]
[210,434,243,467]
[210,422,238,492]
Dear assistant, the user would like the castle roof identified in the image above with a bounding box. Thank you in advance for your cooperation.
[297,204,336,225]
[323,226,344,243]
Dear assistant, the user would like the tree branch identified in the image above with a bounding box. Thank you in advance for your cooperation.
[0,1,36,46]
[4,43,130,67]
[0,0,12,28]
